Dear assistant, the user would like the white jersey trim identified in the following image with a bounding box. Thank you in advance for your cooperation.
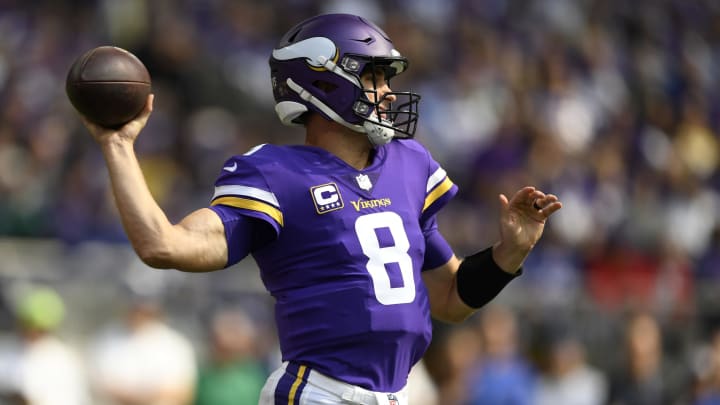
[426,167,447,193]
[213,185,280,208]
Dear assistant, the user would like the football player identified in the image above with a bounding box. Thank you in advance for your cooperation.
[78,13,561,405]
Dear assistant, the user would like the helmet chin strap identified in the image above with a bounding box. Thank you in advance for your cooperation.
[363,114,395,146]
[285,78,395,146]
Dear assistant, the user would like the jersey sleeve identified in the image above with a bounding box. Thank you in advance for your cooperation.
[210,156,282,229]
[422,215,454,271]
[208,149,283,251]
[420,151,458,224]
[406,141,456,269]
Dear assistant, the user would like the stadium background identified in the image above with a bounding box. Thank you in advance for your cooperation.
[1,0,720,403]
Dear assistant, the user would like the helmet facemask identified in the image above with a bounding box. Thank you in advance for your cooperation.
[348,56,420,145]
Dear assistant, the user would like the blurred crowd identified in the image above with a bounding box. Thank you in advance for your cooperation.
[2,0,720,404]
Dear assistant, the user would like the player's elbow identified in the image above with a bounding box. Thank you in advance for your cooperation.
[135,243,176,269]
[135,241,226,273]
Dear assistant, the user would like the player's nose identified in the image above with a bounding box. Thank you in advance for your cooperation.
[379,85,396,103]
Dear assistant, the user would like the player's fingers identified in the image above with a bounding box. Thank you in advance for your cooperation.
[498,193,510,216]
[508,186,537,206]
[138,94,154,118]
[534,198,562,216]
[531,194,548,208]
[538,201,562,217]
[532,190,562,208]
[146,93,154,112]
[123,94,154,133]
[543,194,560,206]
[517,186,537,199]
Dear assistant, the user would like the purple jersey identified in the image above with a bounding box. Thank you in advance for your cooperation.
[209,139,457,392]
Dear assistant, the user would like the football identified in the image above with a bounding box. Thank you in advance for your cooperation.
[66,46,151,128]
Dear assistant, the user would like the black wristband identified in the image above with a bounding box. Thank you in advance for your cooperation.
[456,247,522,309]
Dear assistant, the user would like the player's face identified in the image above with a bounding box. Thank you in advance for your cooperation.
[361,67,396,119]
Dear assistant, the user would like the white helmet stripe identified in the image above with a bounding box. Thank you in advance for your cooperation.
[286,78,395,146]
[285,78,365,133]
[272,37,336,68]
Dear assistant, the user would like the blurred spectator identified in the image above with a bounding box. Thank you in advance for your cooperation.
[88,298,197,405]
[463,305,536,405]
[0,286,92,405]
[423,324,482,405]
[533,333,607,405]
[692,328,720,405]
[607,312,691,405]
[193,307,267,405]
[586,236,694,322]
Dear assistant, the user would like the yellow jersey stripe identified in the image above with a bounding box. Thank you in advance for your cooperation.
[211,196,284,226]
[288,365,307,405]
[423,177,454,212]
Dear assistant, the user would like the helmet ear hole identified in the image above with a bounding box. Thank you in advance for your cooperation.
[312,80,338,93]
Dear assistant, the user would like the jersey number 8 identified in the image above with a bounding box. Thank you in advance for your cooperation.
[355,212,415,305]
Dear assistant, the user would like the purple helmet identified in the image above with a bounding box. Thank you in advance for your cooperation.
[269,14,420,145]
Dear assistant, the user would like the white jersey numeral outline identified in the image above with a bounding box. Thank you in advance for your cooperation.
[354,212,415,305]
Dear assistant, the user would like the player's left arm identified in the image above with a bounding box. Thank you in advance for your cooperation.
[421,254,466,323]
[422,186,562,323]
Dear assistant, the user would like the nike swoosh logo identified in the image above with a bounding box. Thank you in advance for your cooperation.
[223,162,238,172]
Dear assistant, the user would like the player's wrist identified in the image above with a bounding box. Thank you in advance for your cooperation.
[491,241,530,274]
[456,247,522,309]
[99,135,135,154]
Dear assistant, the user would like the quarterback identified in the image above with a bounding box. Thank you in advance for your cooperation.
[78,13,562,405]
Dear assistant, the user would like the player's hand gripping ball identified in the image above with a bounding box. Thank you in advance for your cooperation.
[66,46,151,128]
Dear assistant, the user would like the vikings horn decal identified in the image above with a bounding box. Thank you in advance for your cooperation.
[272,37,337,68]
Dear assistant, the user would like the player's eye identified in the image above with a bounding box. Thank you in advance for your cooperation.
[361,69,387,88]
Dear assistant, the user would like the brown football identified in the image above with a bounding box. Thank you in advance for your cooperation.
[66,46,151,128]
